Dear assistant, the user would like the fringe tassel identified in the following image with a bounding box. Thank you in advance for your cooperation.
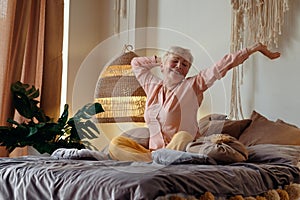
[155,183,300,200]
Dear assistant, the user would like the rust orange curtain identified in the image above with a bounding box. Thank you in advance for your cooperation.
[0,0,64,157]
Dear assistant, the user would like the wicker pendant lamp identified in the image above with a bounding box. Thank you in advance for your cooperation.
[94,46,146,123]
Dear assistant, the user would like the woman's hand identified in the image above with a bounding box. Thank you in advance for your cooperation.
[248,42,281,60]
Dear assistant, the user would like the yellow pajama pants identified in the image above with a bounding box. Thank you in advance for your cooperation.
[108,131,194,162]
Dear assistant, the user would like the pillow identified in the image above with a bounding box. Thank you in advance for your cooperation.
[199,113,227,121]
[198,114,252,139]
[276,119,299,128]
[121,127,150,149]
[186,134,248,164]
[239,110,300,146]
[246,144,300,165]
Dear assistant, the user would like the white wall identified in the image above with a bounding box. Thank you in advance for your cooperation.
[68,0,115,150]
[67,0,300,150]
[145,0,233,118]
[253,0,300,125]
[145,0,300,126]
[68,0,148,150]
[68,0,113,113]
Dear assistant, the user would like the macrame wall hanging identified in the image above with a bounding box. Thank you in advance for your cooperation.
[229,0,289,119]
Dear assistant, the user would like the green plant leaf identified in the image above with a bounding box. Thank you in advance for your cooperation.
[28,126,38,137]
[0,82,105,155]
[57,104,69,126]
[11,81,48,122]
[26,86,39,99]
[72,102,104,121]
[71,121,97,140]
[12,92,35,119]
[81,140,98,151]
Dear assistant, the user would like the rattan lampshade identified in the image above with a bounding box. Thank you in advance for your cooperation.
[94,50,146,123]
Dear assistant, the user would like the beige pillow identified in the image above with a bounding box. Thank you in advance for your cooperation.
[198,114,252,139]
[199,113,228,121]
[239,111,300,146]
[121,127,150,149]
[186,134,248,164]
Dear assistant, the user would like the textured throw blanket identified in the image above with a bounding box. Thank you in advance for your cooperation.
[51,148,109,160]
[0,144,300,200]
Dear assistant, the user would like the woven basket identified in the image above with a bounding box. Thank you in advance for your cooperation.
[94,51,146,123]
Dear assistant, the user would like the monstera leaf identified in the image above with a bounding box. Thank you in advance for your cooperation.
[68,103,104,139]
[0,81,105,154]
[11,81,49,122]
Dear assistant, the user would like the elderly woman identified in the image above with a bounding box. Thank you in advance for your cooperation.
[108,42,280,162]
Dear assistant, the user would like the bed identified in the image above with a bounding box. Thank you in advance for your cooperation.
[1,110,300,200]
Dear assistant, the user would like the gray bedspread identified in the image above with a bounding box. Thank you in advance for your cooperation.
[0,144,300,200]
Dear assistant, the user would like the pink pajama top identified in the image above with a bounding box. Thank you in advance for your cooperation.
[131,49,250,150]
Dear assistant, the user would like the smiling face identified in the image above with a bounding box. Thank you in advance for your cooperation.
[162,54,191,78]
[160,46,193,87]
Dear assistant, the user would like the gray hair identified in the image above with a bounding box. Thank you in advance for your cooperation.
[162,46,194,64]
